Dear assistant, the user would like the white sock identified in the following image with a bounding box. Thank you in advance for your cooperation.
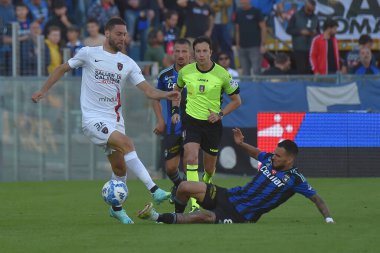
[124,151,156,191]
[111,172,127,184]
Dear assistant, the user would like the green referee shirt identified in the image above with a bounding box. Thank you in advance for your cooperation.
[177,62,239,120]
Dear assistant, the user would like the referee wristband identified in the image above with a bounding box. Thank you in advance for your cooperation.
[325,217,334,223]
[171,106,179,115]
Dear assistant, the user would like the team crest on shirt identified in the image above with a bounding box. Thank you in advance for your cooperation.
[101,127,109,134]
[117,62,123,71]
[282,174,290,183]
[199,85,205,93]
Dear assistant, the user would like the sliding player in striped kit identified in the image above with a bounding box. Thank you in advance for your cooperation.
[138,128,334,224]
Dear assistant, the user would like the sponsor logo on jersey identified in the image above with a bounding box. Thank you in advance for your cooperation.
[99,96,117,102]
[95,59,103,62]
[260,166,285,187]
[167,82,176,89]
[117,62,123,71]
[95,69,121,84]
[197,78,208,82]
[165,75,175,81]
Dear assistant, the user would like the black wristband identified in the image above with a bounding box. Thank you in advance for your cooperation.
[172,106,179,115]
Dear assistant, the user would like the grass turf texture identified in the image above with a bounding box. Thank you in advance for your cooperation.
[0,178,378,253]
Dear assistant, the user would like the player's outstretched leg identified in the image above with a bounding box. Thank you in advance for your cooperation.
[109,207,134,224]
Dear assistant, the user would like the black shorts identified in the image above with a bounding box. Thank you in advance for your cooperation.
[198,184,246,224]
[183,114,222,156]
[163,134,183,160]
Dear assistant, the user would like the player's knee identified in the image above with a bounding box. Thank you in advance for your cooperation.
[177,181,193,195]
[119,138,135,154]
[165,164,178,174]
[185,155,198,166]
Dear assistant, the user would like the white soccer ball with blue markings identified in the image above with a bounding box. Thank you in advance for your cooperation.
[101,180,128,206]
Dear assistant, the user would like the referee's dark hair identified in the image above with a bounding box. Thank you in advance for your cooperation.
[278,140,299,156]
[193,36,212,51]
[105,17,127,31]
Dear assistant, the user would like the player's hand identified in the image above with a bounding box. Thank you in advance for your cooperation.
[232,127,244,145]
[153,120,165,135]
[31,90,45,103]
[207,109,220,123]
[167,91,181,102]
[172,113,180,124]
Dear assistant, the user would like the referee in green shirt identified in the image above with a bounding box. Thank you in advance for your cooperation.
[172,36,241,211]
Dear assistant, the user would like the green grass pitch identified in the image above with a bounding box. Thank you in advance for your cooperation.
[0,177,378,253]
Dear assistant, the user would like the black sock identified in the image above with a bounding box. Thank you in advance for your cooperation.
[157,213,176,224]
[174,198,187,213]
[168,170,182,187]
[149,185,159,193]
[112,206,122,211]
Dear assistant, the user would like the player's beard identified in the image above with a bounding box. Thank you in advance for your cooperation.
[109,37,122,52]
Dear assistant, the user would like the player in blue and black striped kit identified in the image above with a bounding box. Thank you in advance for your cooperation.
[152,38,191,197]
[138,128,335,224]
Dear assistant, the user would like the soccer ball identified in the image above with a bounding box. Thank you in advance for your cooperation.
[101,180,128,206]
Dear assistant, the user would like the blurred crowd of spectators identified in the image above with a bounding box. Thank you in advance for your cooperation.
[1,0,380,77]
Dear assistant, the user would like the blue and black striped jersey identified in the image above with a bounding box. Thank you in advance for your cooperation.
[227,152,317,222]
[157,65,186,135]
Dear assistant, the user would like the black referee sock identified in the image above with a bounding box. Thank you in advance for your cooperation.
[157,213,177,224]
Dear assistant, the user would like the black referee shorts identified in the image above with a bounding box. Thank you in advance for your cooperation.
[198,184,246,224]
[183,114,222,156]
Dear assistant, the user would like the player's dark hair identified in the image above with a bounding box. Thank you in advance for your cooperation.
[278,140,299,156]
[193,36,212,51]
[358,34,372,45]
[104,18,126,31]
[174,38,191,47]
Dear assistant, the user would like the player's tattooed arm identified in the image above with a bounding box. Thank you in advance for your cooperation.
[309,194,334,223]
